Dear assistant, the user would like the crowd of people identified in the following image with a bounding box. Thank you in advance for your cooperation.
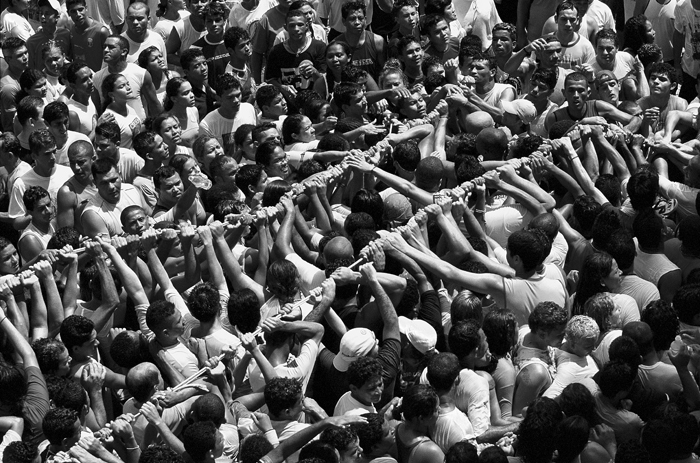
[1,0,700,461]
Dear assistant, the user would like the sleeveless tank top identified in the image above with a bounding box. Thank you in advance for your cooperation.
[335,31,381,80]
[67,96,98,135]
[395,424,432,463]
[19,222,55,251]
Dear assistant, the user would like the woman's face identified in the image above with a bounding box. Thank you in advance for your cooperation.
[326,44,349,73]
[294,116,315,143]
[44,49,65,76]
[200,139,224,167]
[169,0,186,10]
[174,81,195,107]
[299,4,315,23]
[601,259,622,292]
[444,2,457,21]
[29,77,48,99]
[148,50,167,72]
[400,93,427,119]
[111,77,132,102]
[608,305,622,330]
[238,132,256,158]
[644,20,656,44]
[381,72,403,90]
[160,117,182,146]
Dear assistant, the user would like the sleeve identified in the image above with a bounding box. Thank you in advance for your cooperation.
[164,286,192,316]
[675,4,685,33]
[134,303,155,341]
[8,178,27,218]
[376,338,401,384]
[285,253,325,293]
[252,15,270,54]
[285,339,320,379]
[199,117,214,138]
[22,366,50,439]
[0,429,21,457]
[463,374,491,436]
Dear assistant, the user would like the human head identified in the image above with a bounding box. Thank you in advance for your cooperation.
[23,185,52,225]
[564,315,599,357]
[102,35,129,65]
[528,301,568,348]
[3,442,39,463]
[647,62,678,96]
[563,72,589,110]
[515,397,563,463]
[32,338,71,377]
[0,237,20,276]
[641,300,679,352]
[42,407,81,450]
[475,128,508,161]
[448,320,487,363]
[467,52,497,86]
[426,352,461,394]
[399,384,439,425]
[583,293,620,333]
[482,309,517,357]
[138,445,185,463]
[506,228,550,273]
[255,85,286,118]
[224,26,251,62]
[264,377,303,418]
[60,315,98,359]
[622,321,655,357]
[1,38,29,74]
[256,141,289,179]
[183,421,223,463]
[181,48,208,83]
[43,101,70,144]
[558,383,599,426]
[598,360,636,400]
[450,290,483,325]
[622,14,655,55]
[187,282,221,324]
[633,208,664,250]
[529,67,557,102]
[16,96,44,129]
[573,252,620,314]
[109,330,151,369]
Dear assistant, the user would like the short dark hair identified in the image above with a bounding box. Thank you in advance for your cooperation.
[507,228,551,272]
[426,352,461,392]
[341,1,365,19]
[594,27,618,47]
[264,377,302,416]
[333,82,363,109]
[133,131,158,159]
[255,85,282,110]
[420,13,447,35]
[529,301,568,334]
[16,96,42,125]
[153,165,178,191]
[23,185,49,212]
[673,283,700,325]
[648,62,678,86]
[192,393,226,427]
[224,26,249,49]
[641,300,679,352]
[482,309,517,357]
[31,338,66,375]
[59,315,94,352]
[109,331,151,369]
[29,129,55,154]
[96,120,121,145]
[255,140,281,166]
[139,444,185,463]
[188,282,221,323]
[347,356,383,388]
[91,157,118,182]
[598,360,636,398]
[53,379,88,414]
[633,208,664,249]
[4,442,37,463]
[145,300,177,332]
[216,73,241,94]
[448,320,481,359]
[180,48,205,72]
[42,407,79,445]
[183,421,218,462]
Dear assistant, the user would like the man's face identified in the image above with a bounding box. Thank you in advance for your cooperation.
[402,41,423,68]
[0,244,20,275]
[286,15,308,41]
[123,208,149,234]
[401,93,427,119]
[298,4,315,23]
[68,3,88,26]
[266,147,290,179]
[44,49,65,77]
[47,115,69,144]
[215,161,239,185]
[39,5,59,31]
[649,72,674,96]
[343,9,366,33]
[570,336,597,357]
[556,8,578,33]
[565,79,588,110]
[96,168,122,204]
[492,30,513,57]
[159,173,184,204]
[428,20,451,46]
[596,38,617,65]
[186,56,209,82]
[56,347,71,377]
[220,87,242,113]
[541,326,567,348]
[233,39,252,60]
[338,437,363,463]
[94,134,119,159]
[396,6,418,30]
[205,14,226,37]
[468,59,494,84]
[150,134,168,164]
[68,151,94,181]
[596,78,619,104]
[72,66,94,95]
[345,90,368,116]
[103,38,123,64]
[529,78,554,101]
[5,46,29,72]
[265,94,288,117]
[73,329,99,359]
[538,41,562,68]
[127,5,149,36]
[30,196,53,224]
[188,0,208,16]
[32,144,58,172]
[351,376,384,406]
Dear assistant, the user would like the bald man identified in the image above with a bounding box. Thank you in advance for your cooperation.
[476,128,509,165]
[123,362,204,448]
[57,140,98,232]
[463,111,495,135]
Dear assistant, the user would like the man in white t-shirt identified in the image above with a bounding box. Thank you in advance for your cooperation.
[9,130,73,231]
[43,101,92,167]
[94,121,145,184]
[121,2,168,66]
[199,75,257,156]
[81,158,146,237]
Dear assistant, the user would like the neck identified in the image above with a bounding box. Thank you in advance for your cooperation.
[524,332,548,351]
[8,66,24,80]
[229,54,246,68]
[164,8,180,20]
[32,220,51,233]
[196,318,221,336]
[190,14,206,30]
[398,25,414,36]
[151,68,164,88]
[639,244,663,254]
[110,100,129,114]
[5,157,21,173]
[345,28,362,43]
[218,106,238,119]
[206,33,223,43]
[108,60,128,73]
[127,29,147,43]
[75,17,93,33]
[495,53,511,68]
[74,174,94,187]
[34,165,54,177]
[526,94,549,111]
[641,351,659,366]
[140,161,160,176]
[557,30,576,44]
[476,80,495,94]
[156,336,179,348]
[649,92,671,107]
[431,39,448,52]
[72,90,91,105]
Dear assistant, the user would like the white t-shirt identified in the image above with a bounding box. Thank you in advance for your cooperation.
[484,202,534,248]
[0,10,33,40]
[543,349,599,398]
[121,30,168,67]
[431,407,475,453]
[104,107,142,149]
[117,148,146,184]
[9,166,74,218]
[56,131,92,167]
[93,63,148,121]
[617,274,661,313]
[560,35,596,69]
[81,183,146,237]
[610,292,641,327]
[675,0,700,77]
[334,391,376,416]
[199,103,257,156]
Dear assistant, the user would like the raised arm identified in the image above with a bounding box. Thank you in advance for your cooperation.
[82,242,120,335]
[360,263,400,341]
[0,284,39,368]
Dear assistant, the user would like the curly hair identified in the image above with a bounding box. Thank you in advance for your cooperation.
[145,300,177,332]
[426,352,461,392]
[673,283,700,325]
[622,15,651,55]
[188,282,221,323]
[183,421,218,462]
[319,426,358,453]
[516,397,563,463]
[240,435,274,463]
[448,320,481,360]
[641,300,679,352]
[42,407,79,445]
[352,413,385,453]
[398,384,438,420]
[3,442,38,463]
[558,383,599,426]
[528,301,568,334]
[264,377,303,416]
[140,444,186,463]
[347,356,383,389]
[227,289,261,333]
[565,315,599,345]
[31,338,67,375]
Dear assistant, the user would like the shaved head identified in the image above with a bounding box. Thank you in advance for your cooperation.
[125,362,161,402]
[323,237,354,263]
[475,128,508,161]
[464,111,494,135]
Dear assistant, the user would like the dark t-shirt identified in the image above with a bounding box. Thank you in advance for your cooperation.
[20,366,49,447]
[192,36,230,90]
[265,39,327,90]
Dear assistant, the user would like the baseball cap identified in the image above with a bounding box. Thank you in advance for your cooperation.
[398,316,437,355]
[333,328,378,372]
[383,193,413,225]
[501,99,537,125]
[38,0,61,15]
[595,70,617,85]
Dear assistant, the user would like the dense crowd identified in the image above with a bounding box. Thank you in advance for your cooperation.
[0,0,700,462]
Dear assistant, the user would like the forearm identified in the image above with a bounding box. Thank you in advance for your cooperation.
[28,282,48,341]
[202,241,226,291]
[0,315,36,367]
[436,214,470,258]
[250,348,279,383]
[62,261,79,317]
[254,226,270,288]
[153,421,186,454]
[105,248,148,305]
[676,366,700,410]
[88,389,108,427]
[41,273,65,333]
[593,134,630,179]
[368,280,399,339]
[146,248,173,292]
[498,182,545,215]
[275,210,295,257]
[505,174,554,210]
[673,31,684,72]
